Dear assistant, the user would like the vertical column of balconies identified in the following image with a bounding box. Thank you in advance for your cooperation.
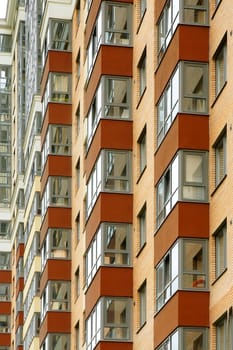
[0,248,11,349]
[0,11,13,350]
[83,1,133,350]
[39,11,72,350]
[15,231,24,350]
[154,1,209,349]
[21,1,43,349]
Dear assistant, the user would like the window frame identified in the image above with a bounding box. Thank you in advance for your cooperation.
[85,222,131,287]
[156,238,208,311]
[87,150,132,217]
[138,280,147,328]
[86,297,132,350]
[157,0,208,62]
[157,61,208,146]
[214,127,227,187]
[156,150,208,228]
[214,220,227,279]
[215,36,227,97]
[138,203,146,249]
[138,49,147,97]
[215,314,227,350]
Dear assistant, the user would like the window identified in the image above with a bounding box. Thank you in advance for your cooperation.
[76,50,81,81]
[140,0,146,20]
[42,19,71,64]
[41,228,71,269]
[214,128,226,186]
[75,322,80,350]
[75,268,80,298]
[76,103,80,136]
[76,213,80,244]
[138,281,146,328]
[86,297,131,350]
[0,284,10,301]
[87,150,131,217]
[156,238,208,310]
[105,3,131,45]
[214,221,227,278]
[86,223,131,287]
[216,315,227,350]
[86,2,132,78]
[41,125,71,167]
[0,34,12,52]
[41,176,71,218]
[138,128,146,174]
[157,0,208,61]
[157,327,208,350]
[157,62,208,145]
[41,281,70,320]
[156,150,208,227]
[138,204,146,249]
[0,315,10,333]
[215,38,227,96]
[138,50,146,97]
[76,159,80,190]
[76,0,81,28]
[0,252,10,270]
[40,334,70,350]
[42,73,71,116]
[87,76,131,148]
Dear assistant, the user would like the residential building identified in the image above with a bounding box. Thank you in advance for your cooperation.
[0,0,232,350]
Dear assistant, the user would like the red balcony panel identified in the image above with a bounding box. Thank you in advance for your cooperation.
[155,25,209,104]
[95,341,133,350]
[154,291,209,348]
[86,267,133,317]
[41,155,71,194]
[154,202,209,266]
[40,312,70,346]
[0,271,11,283]
[0,302,10,313]
[154,114,209,185]
[16,244,24,265]
[85,119,133,178]
[40,207,71,245]
[85,46,133,114]
[41,51,72,96]
[15,311,24,329]
[0,333,11,346]
[86,193,133,247]
[16,278,24,295]
[40,260,71,293]
[41,103,72,144]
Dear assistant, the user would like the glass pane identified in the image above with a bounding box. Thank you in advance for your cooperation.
[105,151,129,191]
[105,78,129,119]
[183,328,204,350]
[51,74,70,102]
[104,223,129,265]
[183,240,206,289]
[105,5,129,45]
[184,154,203,183]
[51,334,69,350]
[104,298,129,340]
[51,282,69,311]
[51,21,71,50]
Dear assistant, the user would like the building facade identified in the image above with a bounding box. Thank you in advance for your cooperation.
[0,0,232,349]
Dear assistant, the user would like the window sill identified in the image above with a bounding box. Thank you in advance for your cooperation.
[211,174,227,197]
[136,241,146,258]
[211,267,227,286]
[211,0,223,20]
[136,321,146,334]
[136,165,147,184]
[136,9,147,34]
[136,87,147,109]
[211,81,227,108]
